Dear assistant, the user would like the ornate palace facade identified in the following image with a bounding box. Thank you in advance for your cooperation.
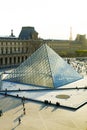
[0,26,87,68]
[0,27,42,68]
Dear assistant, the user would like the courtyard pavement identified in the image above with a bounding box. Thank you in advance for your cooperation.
[0,58,87,130]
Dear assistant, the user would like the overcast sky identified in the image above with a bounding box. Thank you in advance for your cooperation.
[0,0,87,39]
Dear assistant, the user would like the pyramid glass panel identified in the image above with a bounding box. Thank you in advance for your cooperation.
[4,45,54,88]
[46,45,82,87]
[4,44,82,88]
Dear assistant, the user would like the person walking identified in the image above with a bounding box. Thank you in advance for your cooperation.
[18,117,21,125]
[0,109,3,116]
[22,102,25,108]
[23,107,26,115]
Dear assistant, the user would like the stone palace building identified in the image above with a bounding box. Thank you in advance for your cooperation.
[0,26,87,68]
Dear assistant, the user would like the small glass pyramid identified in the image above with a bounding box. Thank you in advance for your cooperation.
[4,44,82,88]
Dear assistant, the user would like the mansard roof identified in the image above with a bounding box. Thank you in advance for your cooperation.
[18,26,38,40]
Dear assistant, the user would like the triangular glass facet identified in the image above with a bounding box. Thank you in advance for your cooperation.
[4,44,82,88]
[46,45,82,88]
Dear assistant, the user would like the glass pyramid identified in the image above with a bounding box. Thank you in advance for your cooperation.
[4,44,82,88]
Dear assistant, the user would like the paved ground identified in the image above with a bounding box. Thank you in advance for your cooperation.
[0,95,87,130]
[0,58,87,130]
[1,75,87,110]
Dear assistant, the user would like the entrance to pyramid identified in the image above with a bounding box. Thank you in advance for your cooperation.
[3,44,82,88]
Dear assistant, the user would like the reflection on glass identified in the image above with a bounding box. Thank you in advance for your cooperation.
[4,44,82,88]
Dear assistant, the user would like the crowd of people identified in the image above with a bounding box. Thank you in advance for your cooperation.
[66,58,87,76]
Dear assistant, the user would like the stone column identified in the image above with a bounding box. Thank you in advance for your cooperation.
[23,56,26,61]
[20,56,22,63]
[3,57,5,65]
[16,57,18,64]
[12,57,14,64]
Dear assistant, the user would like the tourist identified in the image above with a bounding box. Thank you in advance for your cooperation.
[0,109,3,116]
[23,107,26,115]
[22,102,25,108]
[18,117,21,125]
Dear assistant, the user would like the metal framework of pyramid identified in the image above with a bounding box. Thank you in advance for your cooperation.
[4,44,82,88]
